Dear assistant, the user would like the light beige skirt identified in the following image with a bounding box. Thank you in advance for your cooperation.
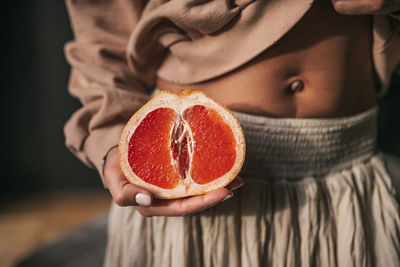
[104,106,400,267]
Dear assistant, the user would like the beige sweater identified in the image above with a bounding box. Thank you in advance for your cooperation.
[64,0,400,180]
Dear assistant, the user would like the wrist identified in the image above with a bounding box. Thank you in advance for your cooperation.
[102,145,119,188]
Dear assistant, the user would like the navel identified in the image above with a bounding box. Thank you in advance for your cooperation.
[289,80,304,93]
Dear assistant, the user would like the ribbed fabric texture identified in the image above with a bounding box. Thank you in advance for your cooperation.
[234,107,378,180]
[104,107,400,267]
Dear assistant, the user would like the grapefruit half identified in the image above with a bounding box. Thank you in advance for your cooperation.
[119,89,245,199]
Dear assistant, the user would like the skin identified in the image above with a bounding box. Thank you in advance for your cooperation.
[104,0,400,216]
[105,147,244,216]
[331,0,400,14]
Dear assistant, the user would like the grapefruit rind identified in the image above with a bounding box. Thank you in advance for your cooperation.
[119,89,245,199]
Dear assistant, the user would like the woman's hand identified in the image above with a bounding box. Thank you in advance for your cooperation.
[332,0,400,15]
[103,147,244,217]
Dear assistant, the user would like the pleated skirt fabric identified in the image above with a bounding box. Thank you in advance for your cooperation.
[104,106,400,267]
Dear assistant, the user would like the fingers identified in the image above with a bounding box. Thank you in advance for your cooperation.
[331,0,400,15]
[136,176,245,217]
[113,183,153,207]
[104,147,245,216]
[136,187,232,217]
[104,147,153,207]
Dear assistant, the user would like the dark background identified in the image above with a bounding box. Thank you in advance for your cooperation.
[2,1,400,201]
[2,1,101,201]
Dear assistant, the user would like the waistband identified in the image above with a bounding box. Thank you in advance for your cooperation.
[151,89,377,180]
[233,107,378,180]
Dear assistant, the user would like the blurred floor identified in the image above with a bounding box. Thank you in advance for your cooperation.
[0,190,111,267]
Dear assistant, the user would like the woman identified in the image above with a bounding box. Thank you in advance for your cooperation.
[64,0,400,266]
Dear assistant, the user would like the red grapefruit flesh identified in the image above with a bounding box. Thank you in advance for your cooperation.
[119,90,245,199]
[183,105,236,184]
[128,108,179,189]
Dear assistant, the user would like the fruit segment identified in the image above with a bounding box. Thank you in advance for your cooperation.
[183,105,236,184]
[128,105,237,189]
[128,108,180,189]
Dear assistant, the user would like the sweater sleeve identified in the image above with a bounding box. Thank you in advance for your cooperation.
[390,10,400,74]
[390,10,400,75]
[373,12,400,96]
[64,0,152,183]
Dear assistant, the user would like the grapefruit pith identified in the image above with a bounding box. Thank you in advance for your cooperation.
[119,89,245,199]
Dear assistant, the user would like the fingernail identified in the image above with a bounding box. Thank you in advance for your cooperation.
[232,180,245,191]
[135,193,152,207]
[221,192,233,202]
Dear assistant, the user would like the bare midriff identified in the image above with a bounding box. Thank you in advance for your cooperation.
[156,0,376,118]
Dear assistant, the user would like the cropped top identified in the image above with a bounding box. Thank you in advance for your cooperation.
[63,0,400,180]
